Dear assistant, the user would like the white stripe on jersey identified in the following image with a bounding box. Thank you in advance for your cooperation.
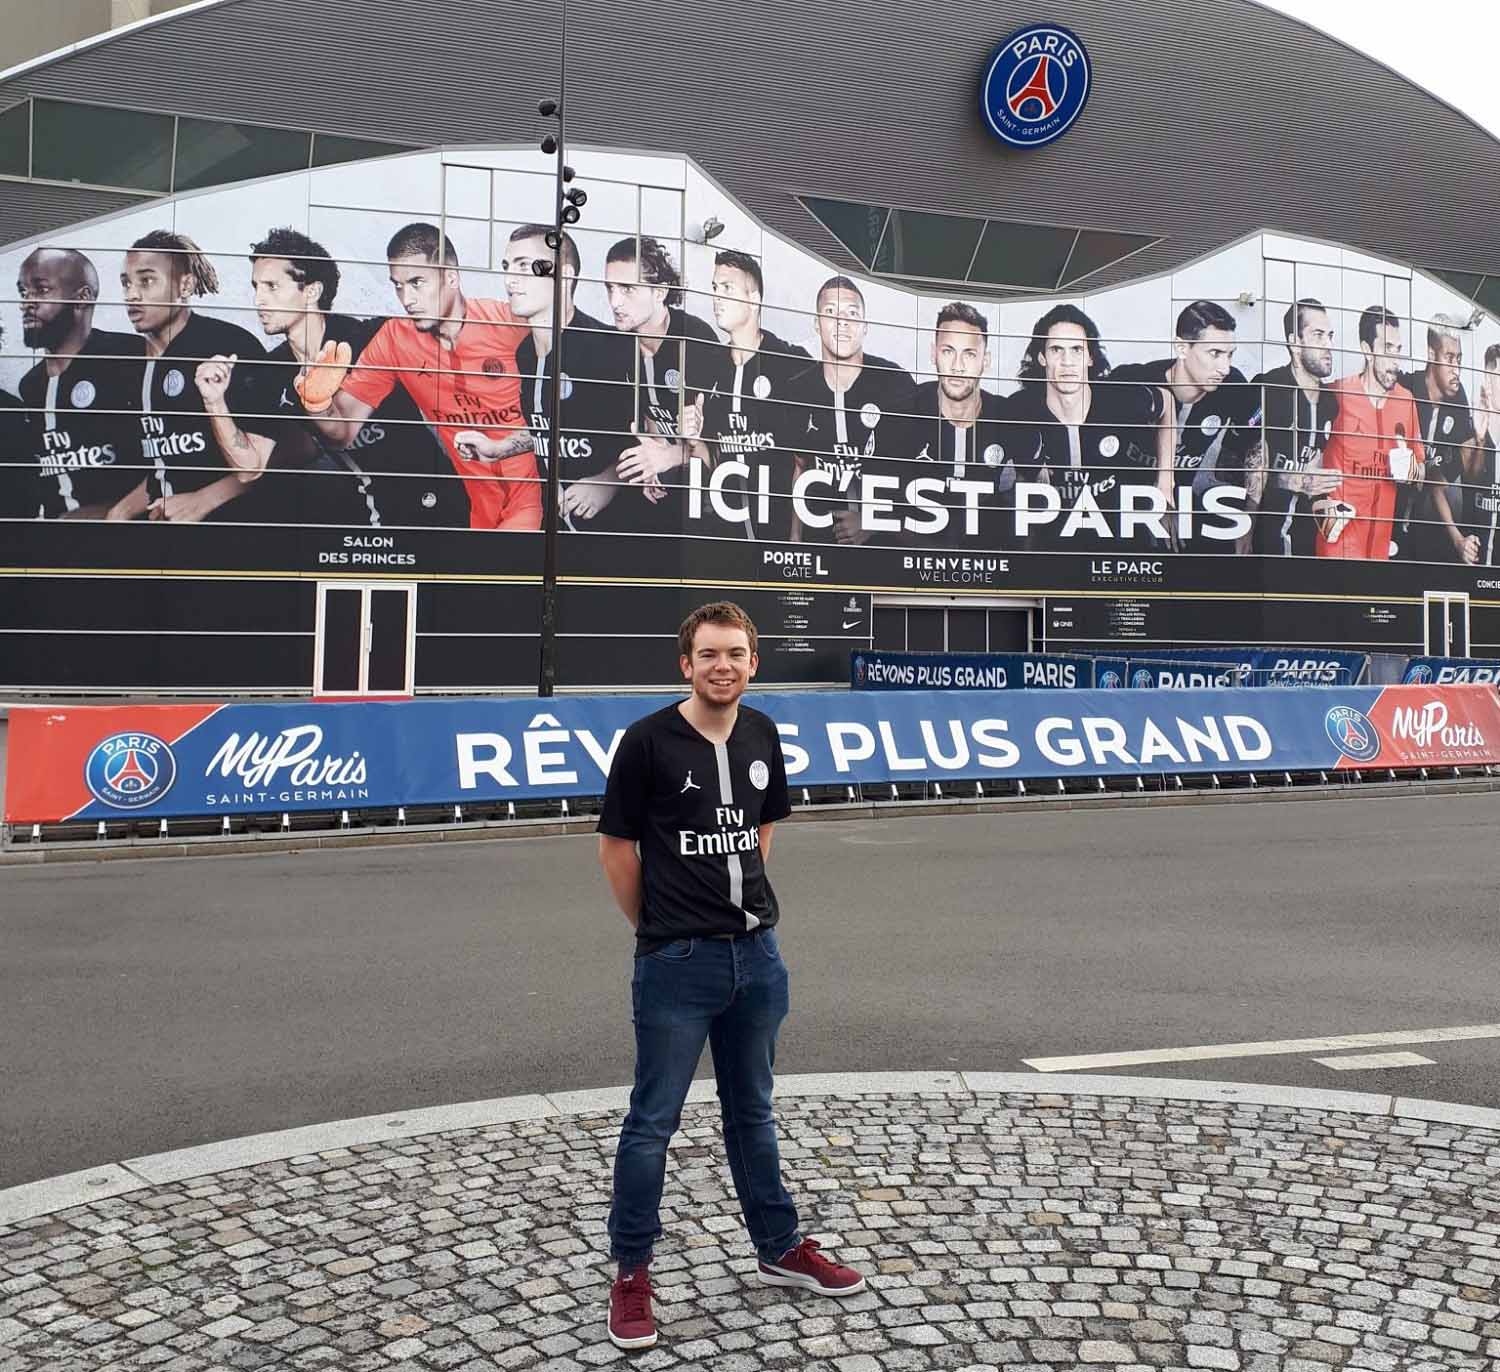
[44,373,79,513]
[713,739,758,931]
[952,422,967,480]
[142,357,172,499]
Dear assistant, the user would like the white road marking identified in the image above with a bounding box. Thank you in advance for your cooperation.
[1024,1022,1500,1073]
[1314,1052,1434,1070]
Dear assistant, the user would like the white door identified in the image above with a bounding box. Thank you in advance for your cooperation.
[313,581,417,697]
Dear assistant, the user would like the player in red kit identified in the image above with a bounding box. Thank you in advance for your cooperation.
[1315,305,1424,560]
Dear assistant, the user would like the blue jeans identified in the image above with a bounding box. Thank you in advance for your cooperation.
[608,926,800,1267]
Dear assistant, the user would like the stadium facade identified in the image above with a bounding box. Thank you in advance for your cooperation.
[0,0,1497,695]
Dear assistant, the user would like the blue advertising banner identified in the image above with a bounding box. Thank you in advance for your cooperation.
[1402,657,1500,685]
[14,684,1500,823]
[851,651,1093,691]
[1093,649,1368,689]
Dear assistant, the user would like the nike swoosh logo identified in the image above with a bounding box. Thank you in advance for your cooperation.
[842,619,863,629]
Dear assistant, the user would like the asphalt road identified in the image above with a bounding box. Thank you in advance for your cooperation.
[5,790,1499,1189]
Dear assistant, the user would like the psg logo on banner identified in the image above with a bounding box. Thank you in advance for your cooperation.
[85,732,178,810]
[980,24,1091,149]
[1324,705,1381,763]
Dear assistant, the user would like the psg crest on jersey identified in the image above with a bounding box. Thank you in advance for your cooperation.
[85,731,178,809]
[980,24,1091,149]
[1324,706,1381,763]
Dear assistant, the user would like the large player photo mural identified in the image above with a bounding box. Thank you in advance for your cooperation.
[2,144,1499,584]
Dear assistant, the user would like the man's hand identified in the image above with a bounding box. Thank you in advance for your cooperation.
[1288,468,1344,498]
[453,430,509,463]
[194,353,236,408]
[561,479,615,520]
[148,488,220,523]
[617,425,684,484]
[1455,531,1481,565]
[681,393,706,443]
[293,340,352,413]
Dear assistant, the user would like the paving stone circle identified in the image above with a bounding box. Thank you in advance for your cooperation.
[3,1089,1500,1370]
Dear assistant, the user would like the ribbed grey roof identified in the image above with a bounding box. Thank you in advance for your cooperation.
[2,0,1497,284]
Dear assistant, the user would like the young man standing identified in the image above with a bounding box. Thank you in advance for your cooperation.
[597,601,863,1351]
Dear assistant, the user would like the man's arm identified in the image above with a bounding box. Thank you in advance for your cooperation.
[758,823,777,864]
[107,479,151,521]
[598,835,643,929]
[196,355,275,479]
[1432,479,1480,564]
[1154,388,1176,506]
[151,473,247,523]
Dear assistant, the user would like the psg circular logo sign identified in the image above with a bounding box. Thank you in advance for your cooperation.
[980,24,1091,149]
[1324,706,1381,763]
[85,731,178,810]
[1407,664,1433,684]
[1098,670,1123,689]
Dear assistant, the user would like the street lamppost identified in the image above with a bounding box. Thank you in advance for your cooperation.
[534,3,587,698]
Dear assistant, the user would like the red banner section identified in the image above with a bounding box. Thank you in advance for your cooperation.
[4,703,222,825]
[1340,685,1500,771]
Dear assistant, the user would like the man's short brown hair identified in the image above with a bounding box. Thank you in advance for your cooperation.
[679,601,758,658]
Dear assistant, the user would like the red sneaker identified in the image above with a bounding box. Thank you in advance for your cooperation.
[607,1265,657,1349]
[758,1237,866,1296]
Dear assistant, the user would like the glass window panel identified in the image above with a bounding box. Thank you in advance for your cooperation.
[1059,229,1157,286]
[968,220,1077,290]
[0,100,27,176]
[800,196,889,268]
[32,98,172,191]
[907,607,944,651]
[311,133,413,167]
[988,609,1029,651]
[873,606,905,650]
[1472,278,1500,318]
[640,186,682,239]
[946,608,987,652]
[874,209,983,280]
[174,117,310,191]
[1429,268,1482,302]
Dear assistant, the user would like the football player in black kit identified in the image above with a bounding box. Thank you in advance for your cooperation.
[1113,300,1256,552]
[504,223,635,530]
[1396,313,1477,563]
[106,230,273,523]
[1456,342,1500,567]
[1247,298,1341,557]
[197,227,467,529]
[907,302,1013,548]
[1006,303,1170,554]
[604,235,722,531]
[15,246,143,519]
[783,276,916,545]
[0,319,27,521]
[694,248,809,543]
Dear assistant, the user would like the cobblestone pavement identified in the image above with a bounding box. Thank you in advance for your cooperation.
[3,1088,1499,1371]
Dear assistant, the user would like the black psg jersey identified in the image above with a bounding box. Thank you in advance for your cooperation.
[515,307,637,528]
[598,702,791,954]
[1399,368,1476,560]
[614,308,723,535]
[782,354,917,541]
[1006,378,1164,551]
[696,328,811,544]
[1458,434,1500,567]
[905,382,1014,547]
[0,389,30,520]
[1112,358,1257,489]
[241,314,466,529]
[140,311,272,505]
[631,307,723,440]
[1249,364,1338,558]
[17,329,144,518]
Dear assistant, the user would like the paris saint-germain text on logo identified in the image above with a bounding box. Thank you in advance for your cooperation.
[980,24,1092,149]
[85,731,178,809]
[1324,706,1381,763]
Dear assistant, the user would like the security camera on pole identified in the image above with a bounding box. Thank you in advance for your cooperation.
[534,18,590,697]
